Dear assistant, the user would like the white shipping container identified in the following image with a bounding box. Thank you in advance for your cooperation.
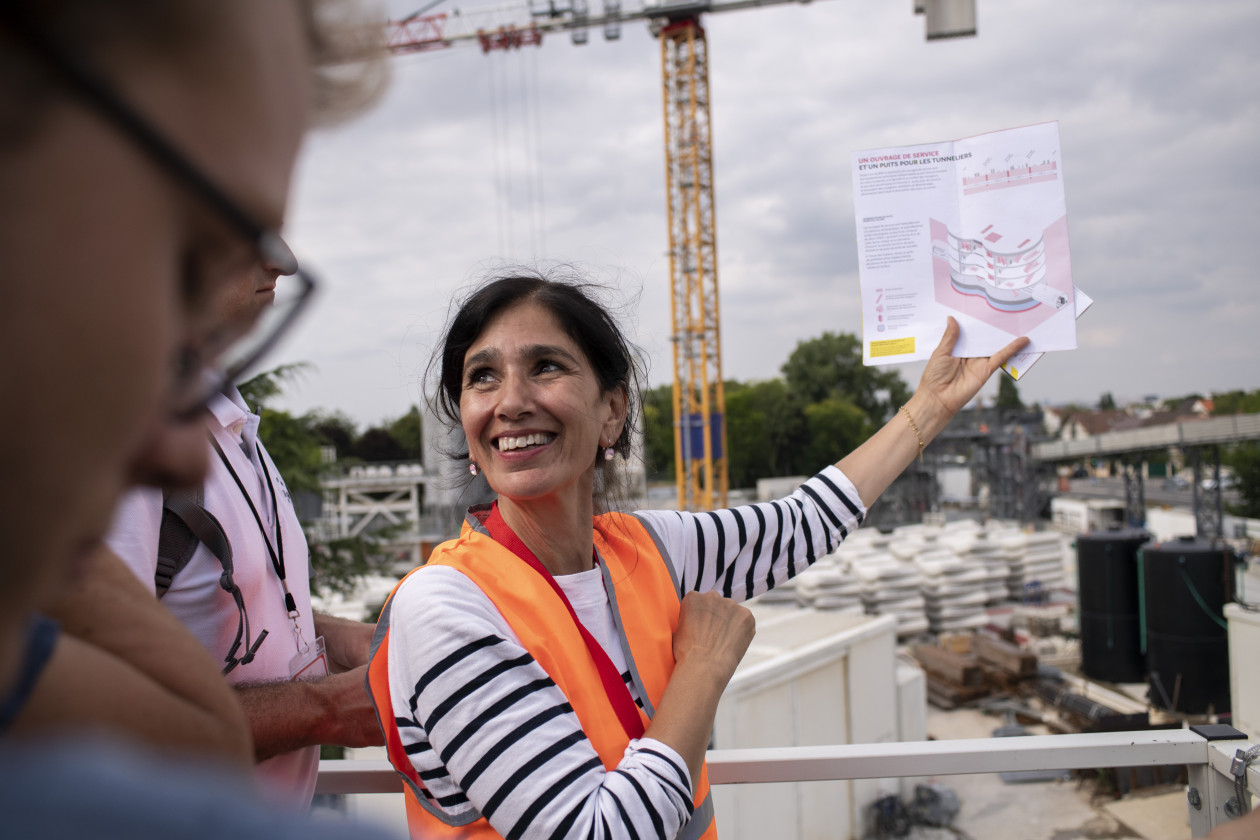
[711,606,907,840]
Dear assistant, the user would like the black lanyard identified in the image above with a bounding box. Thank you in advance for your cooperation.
[210,435,299,616]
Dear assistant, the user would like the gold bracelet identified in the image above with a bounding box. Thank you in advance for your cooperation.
[899,405,925,463]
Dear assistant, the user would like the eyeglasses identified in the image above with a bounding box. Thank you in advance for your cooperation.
[2,5,317,418]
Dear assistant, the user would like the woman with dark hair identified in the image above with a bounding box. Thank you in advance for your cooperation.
[368,269,1028,839]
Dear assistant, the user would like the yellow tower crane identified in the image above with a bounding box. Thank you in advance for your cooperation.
[659,17,723,510]
[387,0,976,511]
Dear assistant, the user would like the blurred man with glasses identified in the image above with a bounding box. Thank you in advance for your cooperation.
[0,1,399,836]
[105,251,385,807]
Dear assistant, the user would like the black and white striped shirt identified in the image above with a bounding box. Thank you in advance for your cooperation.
[385,466,864,839]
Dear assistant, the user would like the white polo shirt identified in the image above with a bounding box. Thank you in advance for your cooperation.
[107,388,318,807]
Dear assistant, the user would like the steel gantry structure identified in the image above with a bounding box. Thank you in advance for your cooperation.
[387,0,976,510]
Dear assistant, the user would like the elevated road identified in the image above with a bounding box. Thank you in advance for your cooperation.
[1033,413,1260,461]
[1032,412,1260,541]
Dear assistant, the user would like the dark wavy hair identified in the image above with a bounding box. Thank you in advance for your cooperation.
[431,268,644,464]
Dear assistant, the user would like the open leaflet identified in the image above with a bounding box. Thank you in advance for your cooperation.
[852,122,1085,373]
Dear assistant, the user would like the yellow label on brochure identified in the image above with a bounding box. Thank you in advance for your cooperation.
[1008,366,1020,379]
[869,337,916,358]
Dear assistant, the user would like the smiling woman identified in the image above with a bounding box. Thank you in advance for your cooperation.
[456,301,627,557]
[367,267,1027,840]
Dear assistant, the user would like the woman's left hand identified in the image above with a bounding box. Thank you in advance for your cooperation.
[916,316,1030,418]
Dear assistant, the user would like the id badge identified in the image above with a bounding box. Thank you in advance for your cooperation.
[289,634,329,681]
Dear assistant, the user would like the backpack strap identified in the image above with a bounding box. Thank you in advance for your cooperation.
[156,487,265,673]
[156,486,225,596]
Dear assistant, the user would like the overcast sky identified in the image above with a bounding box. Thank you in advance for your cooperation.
[274,0,1260,429]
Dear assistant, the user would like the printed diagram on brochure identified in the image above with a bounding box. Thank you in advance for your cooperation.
[934,222,1066,313]
[928,210,1075,339]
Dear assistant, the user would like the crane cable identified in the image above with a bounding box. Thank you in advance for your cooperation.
[524,47,546,259]
[487,47,546,260]
[487,50,510,255]
[403,1,546,259]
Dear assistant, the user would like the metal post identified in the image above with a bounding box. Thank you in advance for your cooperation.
[1188,725,1254,836]
[1192,446,1224,542]
[1123,459,1146,528]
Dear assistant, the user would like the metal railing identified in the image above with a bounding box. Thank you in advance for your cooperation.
[316,726,1259,837]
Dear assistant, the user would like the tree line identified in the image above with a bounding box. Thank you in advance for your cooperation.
[238,364,423,500]
[243,344,1260,587]
[641,332,912,487]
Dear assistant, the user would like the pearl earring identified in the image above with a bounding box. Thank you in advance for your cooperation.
[604,447,615,461]
[469,462,478,476]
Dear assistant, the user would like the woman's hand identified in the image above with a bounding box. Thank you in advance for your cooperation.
[645,591,755,789]
[672,591,755,687]
[916,316,1030,419]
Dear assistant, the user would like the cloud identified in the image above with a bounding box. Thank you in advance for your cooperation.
[274,0,1260,426]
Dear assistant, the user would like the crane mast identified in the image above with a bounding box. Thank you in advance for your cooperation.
[661,18,726,510]
[386,0,975,512]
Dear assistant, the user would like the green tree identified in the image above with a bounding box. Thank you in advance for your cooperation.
[1098,392,1116,411]
[309,410,358,459]
[354,427,407,462]
[255,409,325,495]
[997,375,1023,411]
[780,332,909,423]
[388,405,424,459]
[724,379,809,485]
[802,397,870,474]
[308,535,390,598]
[720,380,766,486]
[724,383,767,488]
[1212,389,1260,416]
[643,379,809,489]
[239,365,323,494]
[641,383,675,482]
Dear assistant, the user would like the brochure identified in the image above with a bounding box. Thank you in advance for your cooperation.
[853,122,1077,366]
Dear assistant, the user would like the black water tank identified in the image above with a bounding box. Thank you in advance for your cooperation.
[1077,528,1149,683]
[1141,537,1235,715]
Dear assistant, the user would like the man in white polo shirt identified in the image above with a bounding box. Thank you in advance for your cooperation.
[107,258,384,806]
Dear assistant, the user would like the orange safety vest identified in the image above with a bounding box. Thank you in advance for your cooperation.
[367,509,717,839]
